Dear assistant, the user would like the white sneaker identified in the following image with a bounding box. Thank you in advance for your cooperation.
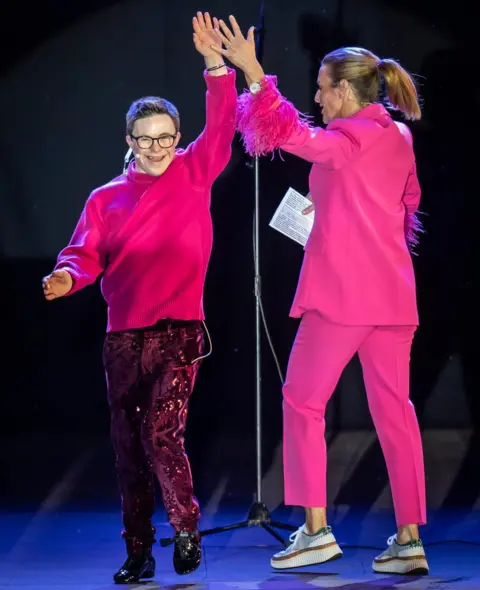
[373,534,429,575]
[271,525,343,569]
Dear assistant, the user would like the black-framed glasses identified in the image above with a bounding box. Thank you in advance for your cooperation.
[131,134,177,149]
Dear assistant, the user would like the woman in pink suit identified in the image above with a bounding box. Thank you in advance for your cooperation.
[212,16,428,576]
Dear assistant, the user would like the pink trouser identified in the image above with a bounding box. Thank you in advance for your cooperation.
[283,310,426,526]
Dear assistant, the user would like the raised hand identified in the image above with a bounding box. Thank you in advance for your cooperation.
[193,12,222,58]
[210,15,262,79]
[42,269,73,300]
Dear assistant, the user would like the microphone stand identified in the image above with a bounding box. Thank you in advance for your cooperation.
[160,0,296,548]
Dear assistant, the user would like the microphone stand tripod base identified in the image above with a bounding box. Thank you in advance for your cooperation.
[159,502,297,547]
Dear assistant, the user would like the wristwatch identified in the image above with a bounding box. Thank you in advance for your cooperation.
[249,81,262,95]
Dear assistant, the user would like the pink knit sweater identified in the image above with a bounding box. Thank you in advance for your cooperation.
[54,69,237,331]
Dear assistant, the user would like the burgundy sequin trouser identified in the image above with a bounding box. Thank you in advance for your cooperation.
[103,320,204,554]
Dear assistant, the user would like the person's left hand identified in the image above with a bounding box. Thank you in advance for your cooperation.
[302,193,315,215]
[193,12,221,58]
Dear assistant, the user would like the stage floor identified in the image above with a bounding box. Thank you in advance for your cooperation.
[1,507,479,589]
[1,431,479,588]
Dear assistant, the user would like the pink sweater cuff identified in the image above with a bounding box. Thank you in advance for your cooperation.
[204,66,236,88]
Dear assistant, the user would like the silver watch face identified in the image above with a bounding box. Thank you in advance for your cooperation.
[250,82,262,94]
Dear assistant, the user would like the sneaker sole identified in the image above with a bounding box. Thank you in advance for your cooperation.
[271,543,343,570]
[373,557,429,576]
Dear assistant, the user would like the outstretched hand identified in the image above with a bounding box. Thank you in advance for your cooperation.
[42,269,73,300]
[210,15,263,79]
[193,12,222,58]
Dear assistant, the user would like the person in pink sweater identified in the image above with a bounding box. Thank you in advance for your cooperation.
[41,12,237,584]
[212,16,428,576]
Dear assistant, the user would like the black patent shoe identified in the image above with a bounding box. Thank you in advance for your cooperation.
[173,530,201,575]
[113,553,155,584]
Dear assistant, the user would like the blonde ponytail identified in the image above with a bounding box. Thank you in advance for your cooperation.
[378,59,421,121]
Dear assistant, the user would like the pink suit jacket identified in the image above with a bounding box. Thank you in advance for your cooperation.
[281,103,421,325]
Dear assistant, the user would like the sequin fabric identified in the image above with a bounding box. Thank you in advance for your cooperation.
[103,319,204,553]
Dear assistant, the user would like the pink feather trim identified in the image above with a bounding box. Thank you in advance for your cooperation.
[236,75,311,156]
[405,211,424,254]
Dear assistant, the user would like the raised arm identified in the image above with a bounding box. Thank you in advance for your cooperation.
[43,194,107,299]
[187,12,238,187]
[212,16,359,167]
[237,75,360,167]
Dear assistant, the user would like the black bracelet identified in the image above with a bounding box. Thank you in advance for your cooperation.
[207,63,226,72]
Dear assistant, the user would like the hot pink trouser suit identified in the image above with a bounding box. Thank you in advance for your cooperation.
[238,79,426,526]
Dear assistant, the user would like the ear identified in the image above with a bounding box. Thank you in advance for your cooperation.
[174,132,181,147]
[338,79,350,97]
[126,135,133,148]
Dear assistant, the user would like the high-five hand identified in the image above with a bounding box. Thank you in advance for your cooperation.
[210,15,264,82]
[193,12,222,59]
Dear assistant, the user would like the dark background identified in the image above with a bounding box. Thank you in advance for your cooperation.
[0,0,477,511]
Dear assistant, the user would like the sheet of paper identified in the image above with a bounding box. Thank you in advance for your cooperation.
[269,187,314,246]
